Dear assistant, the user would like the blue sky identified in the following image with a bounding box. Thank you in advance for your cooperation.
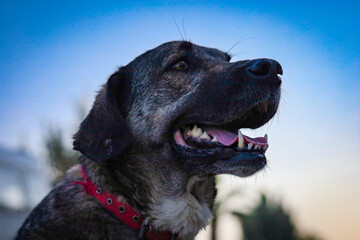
[0,1,359,239]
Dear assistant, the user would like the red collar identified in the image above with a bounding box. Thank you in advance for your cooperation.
[69,167,178,240]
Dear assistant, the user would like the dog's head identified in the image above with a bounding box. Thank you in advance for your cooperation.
[74,41,282,178]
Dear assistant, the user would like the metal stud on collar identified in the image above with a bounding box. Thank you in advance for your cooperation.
[133,215,140,222]
[96,187,102,194]
[106,198,113,205]
[119,206,125,213]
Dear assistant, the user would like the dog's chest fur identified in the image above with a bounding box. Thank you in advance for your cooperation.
[148,176,213,239]
[149,193,212,239]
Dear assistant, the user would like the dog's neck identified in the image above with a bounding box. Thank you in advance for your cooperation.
[147,175,214,239]
[78,154,216,239]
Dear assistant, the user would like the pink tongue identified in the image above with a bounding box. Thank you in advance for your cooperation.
[244,135,268,145]
[206,128,238,146]
[206,128,268,146]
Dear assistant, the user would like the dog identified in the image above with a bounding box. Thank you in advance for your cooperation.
[16,41,282,240]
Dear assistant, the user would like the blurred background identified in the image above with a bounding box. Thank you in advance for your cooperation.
[0,1,359,239]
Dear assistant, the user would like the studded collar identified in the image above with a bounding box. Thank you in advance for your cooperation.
[69,167,178,240]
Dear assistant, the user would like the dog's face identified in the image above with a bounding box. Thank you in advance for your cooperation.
[74,41,282,178]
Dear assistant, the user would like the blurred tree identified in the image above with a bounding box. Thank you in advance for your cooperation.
[44,100,89,185]
[297,234,323,240]
[45,126,78,185]
[231,194,324,240]
[232,194,296,240]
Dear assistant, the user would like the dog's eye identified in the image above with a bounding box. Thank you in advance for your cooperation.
[172,60,189,70]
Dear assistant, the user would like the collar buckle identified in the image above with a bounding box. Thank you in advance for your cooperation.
[138,220,151,239]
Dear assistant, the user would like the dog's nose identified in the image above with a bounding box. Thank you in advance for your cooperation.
[247,58,283,76]
[246,58,282,86]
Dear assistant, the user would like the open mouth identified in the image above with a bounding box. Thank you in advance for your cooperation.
[171,100,275,176]
[174,100,270,152]
[174,125,268,153]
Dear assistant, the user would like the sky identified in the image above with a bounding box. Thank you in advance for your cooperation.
[0,1,359,239]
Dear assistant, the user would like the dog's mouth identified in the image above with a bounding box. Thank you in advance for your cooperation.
[171,100,276,177]
[174,126,268,153]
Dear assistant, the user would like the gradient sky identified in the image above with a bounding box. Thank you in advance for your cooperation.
[1,1,359,239]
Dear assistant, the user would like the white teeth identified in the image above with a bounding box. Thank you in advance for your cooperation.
[238,130,245,149]
[200,131,211,139]
[191,125,203,137]
[191,124,198,135]
[195,128,203,137]
[184,127,191,137]
[184,125,269,151]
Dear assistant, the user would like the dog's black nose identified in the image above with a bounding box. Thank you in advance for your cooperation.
[246,58,282,86]
[247,58,283,76]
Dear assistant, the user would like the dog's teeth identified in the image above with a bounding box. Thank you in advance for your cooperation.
[192,125,203,138]
[264,134,268,141]
[184,127,191,137]
[211,136,218,142]
[200,131,211,139]
[191,125,201,137]
[263,145,269,151]
[255,145,261,150]
[196,128,203,137]
[248,143,253,150]
[238,130,245,149]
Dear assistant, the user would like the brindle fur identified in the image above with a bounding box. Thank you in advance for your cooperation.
[16,41,281,240]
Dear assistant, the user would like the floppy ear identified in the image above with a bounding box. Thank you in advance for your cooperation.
[73,67,131,162]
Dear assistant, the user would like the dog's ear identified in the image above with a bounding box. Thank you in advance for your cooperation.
[73,67,131,162]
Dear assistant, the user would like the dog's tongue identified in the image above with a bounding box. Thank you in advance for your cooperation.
[206,128,238,146]
[206,128,268,146]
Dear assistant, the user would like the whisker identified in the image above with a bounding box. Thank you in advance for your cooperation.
[172,17,184,40]
[182,16,187,41]
[227,36,254,56]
